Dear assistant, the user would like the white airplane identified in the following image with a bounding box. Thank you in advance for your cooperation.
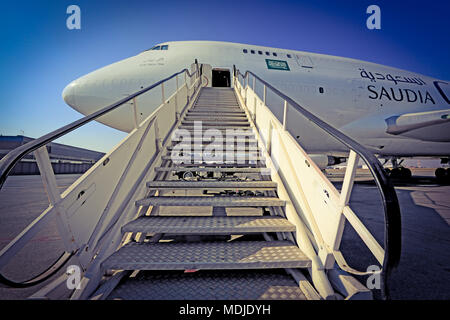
[62,40,450,178]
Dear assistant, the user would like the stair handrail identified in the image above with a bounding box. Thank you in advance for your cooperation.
[0,62,201,288]
[0,63,200,191]
[234,67,401,299]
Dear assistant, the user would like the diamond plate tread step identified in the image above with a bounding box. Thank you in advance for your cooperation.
[173,130,253,136]
[183,118,248,122]
[194,101,239,104]
[189,109,242,112]
[189,108,242,110]
[194,103,239,106]
[155,166,270,174]
[107,269,308,300]
[185,114,247,118]
[187,111,246,115]
[171,138,257,143]
[162,156,264,163]
[179,125,251,130]
[146,180,276,190]
[183,118,249,122]
[122,216,295,234]
[182,122,250,127]
[166,145,261,151]
[160,163,261,168]
[164,152,262,158]
[135,196,285,207]
[101,240,311,271]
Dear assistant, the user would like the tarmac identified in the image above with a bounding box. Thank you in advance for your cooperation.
[0,169,449,300]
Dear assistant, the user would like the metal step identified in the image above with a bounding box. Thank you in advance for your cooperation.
[122,216,295,234]
[182,121,249,126]
[101,240,311,271]
[195,101,238,104]
[184,117,248,121]
[161,156,264,163]
[146,180,276,190]
[179,125,251,130]
[166,145,261,151]
[158,162,261,168]
[107,270,308,300]
[173,131,254,137]
[191,108,241,111]
[192,106,239,109]
[187,111,246,115]
[154,166,270,174]
[171,138,257,144]
[135,196,285,207]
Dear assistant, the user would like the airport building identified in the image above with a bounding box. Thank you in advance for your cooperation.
[0,135,105,175]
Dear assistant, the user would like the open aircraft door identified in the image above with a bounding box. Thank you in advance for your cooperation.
[201,64,212,87]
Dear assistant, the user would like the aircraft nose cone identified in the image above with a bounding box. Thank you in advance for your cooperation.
[62,81,78,107]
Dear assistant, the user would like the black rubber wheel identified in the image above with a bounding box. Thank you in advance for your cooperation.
[391,168,401,179]
[401,167,412,179]
[435,168,446,179]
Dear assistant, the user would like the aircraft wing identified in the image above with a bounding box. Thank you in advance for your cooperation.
[385,109,450,142]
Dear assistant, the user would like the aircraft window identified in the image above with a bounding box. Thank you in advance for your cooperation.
[287,54,292,58]
[265,52,270,56]
[319,87,324,94]
[251,50,255,54]
[273,52,277,57]
[243,49,248,53]
[258,51,263,55]
[151,46,161,50]
[161,45,169,50]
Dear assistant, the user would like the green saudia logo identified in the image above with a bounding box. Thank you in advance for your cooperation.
[266,59,290,71]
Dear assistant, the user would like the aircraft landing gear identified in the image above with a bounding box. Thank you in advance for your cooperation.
[384,158,412,179]
[435,167,450,182]
[435,158,450,182]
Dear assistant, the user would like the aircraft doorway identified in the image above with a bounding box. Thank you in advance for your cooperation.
[212,69,231,87]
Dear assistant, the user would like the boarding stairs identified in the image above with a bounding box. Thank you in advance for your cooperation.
[0,63,401,300]
[100,87,315,300]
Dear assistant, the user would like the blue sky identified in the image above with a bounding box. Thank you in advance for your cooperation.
[0,0,449,152]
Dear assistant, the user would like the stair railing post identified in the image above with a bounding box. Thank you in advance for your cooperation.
[327,150,360,264]
[132,98,139,129]
[161,82,165,105]
[34,146,76,252]
[154,118,162,152]
[282,100,288,130]
[175,75,179,121]
[263,85,267,105]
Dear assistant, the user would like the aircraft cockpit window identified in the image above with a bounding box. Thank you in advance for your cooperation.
[161,45,169,50]
[151,46,161,50]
